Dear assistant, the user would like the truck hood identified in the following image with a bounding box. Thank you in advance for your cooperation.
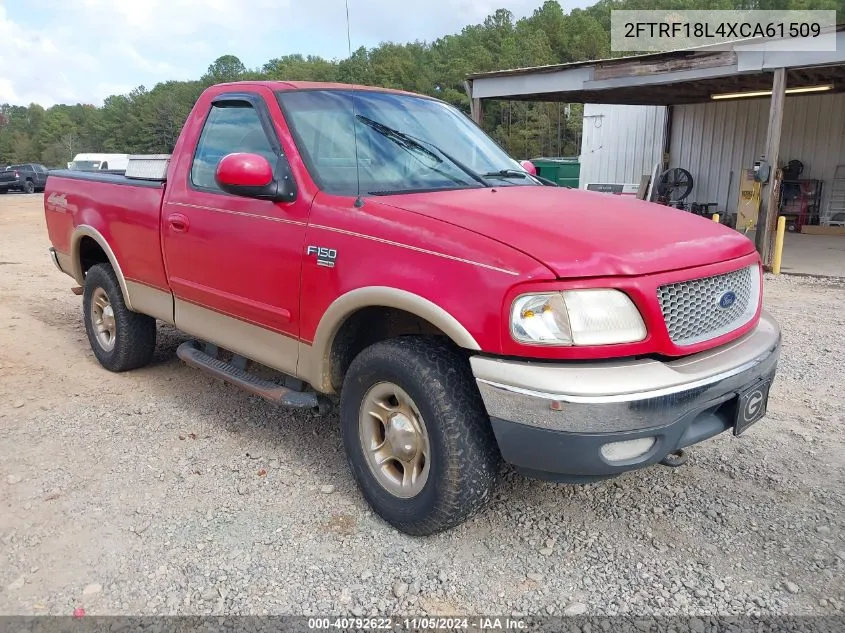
[376,186,756,278]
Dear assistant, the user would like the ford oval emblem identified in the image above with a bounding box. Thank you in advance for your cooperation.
[718,291,737,309]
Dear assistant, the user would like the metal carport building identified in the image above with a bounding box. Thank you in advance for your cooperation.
[465,26,845,265]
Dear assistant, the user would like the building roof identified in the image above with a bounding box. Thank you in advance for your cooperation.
[468,24,845,105]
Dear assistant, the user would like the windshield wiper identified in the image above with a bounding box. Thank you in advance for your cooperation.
[483,169,560,187]
[482,169,532,180]
[355,115,490,188]
[483,169,528,178]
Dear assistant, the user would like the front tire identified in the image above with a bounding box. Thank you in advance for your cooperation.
[340,337,500,536]
[82,263,156,372]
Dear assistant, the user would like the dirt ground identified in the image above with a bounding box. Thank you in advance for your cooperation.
[1,193,843,618]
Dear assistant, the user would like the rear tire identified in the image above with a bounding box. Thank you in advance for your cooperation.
[340,336,500,536]
[23,180,35,194]
[82,263,156,372]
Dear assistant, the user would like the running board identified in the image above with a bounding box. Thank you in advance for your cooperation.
[176,340,330,413]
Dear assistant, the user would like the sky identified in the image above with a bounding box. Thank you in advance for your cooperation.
[0,0,592,107]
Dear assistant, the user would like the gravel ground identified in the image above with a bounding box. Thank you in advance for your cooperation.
[1,194,843,617]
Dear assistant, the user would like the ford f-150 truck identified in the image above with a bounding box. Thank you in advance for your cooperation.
[44,81,781,535]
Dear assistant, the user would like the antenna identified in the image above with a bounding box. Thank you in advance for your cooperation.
[345,4,361,206]
[345,0,352,56]
[350,93,363,207]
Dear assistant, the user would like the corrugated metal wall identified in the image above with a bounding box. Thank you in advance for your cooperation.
[579,103,667,188]
[669,93,845,219]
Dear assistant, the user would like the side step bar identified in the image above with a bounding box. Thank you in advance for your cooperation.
[176,340,330,413]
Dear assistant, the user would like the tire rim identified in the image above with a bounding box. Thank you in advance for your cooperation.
[359,382,431,499]
[91,287,116,351]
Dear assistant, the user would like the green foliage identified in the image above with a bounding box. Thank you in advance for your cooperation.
[202,54,248,84]
[1,0,842,166]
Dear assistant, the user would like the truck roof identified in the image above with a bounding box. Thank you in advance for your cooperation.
[208,80,424,98]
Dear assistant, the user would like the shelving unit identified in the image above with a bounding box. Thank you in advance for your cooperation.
[827,164,845,225]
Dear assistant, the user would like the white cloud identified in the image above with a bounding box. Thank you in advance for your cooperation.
[0,2,124,105]
[0,78,21,105]
[0,0,592,106]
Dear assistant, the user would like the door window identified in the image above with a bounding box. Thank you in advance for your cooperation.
[191,101,277,192]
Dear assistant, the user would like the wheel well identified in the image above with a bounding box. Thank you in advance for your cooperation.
[78,236,110,276]
[329,307,457,391]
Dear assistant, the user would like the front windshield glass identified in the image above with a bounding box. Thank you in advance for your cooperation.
[277,89,533,196]
[70,161,100,171]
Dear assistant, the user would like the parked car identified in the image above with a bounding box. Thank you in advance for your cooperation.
[43,81,781,535]
[0,163,50,194]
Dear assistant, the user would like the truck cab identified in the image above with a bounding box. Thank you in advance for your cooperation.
[43,81,781,535]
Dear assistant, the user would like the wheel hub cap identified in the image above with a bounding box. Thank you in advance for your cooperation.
[385,413,419,461]
[359,382,430,499]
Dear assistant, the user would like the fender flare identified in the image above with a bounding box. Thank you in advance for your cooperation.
[69,225,135,311]
[304,286,481,392]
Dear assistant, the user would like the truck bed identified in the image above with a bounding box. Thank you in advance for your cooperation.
[45,170,170,292]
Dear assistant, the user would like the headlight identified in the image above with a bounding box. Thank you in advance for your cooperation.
[511,289,647,346]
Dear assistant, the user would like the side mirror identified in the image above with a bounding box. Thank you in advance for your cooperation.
[520,159,537,176]
[215,152,296,202]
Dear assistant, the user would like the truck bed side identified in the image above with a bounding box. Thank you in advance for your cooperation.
[44,171,172,318]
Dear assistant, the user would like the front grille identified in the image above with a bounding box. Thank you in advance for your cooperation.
[657,265,760,346]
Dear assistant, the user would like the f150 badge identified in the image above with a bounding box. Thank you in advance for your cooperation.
[306,245,337,268]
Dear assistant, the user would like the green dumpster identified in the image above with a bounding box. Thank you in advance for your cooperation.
[529,157,580,188]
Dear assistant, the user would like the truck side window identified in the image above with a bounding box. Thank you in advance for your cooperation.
[191,102,276,192]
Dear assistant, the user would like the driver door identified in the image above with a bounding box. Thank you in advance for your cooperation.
[161,91,309,376]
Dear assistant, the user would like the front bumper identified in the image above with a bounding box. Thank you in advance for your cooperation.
[472,311,781,482]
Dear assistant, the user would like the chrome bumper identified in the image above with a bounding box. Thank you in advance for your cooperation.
[472,312,781,482]
[473,311,780,434]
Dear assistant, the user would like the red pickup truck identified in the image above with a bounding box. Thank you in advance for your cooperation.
[44,81,781,535]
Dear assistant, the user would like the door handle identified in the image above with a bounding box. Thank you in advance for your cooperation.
[167,213,189,232]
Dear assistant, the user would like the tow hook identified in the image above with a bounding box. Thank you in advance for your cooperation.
[660,449,689,468]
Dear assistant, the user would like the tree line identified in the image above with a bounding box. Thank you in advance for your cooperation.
[1,0,842,167]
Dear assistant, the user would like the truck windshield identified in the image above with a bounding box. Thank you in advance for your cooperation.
[69,161,101,171]
[277,89,534,196]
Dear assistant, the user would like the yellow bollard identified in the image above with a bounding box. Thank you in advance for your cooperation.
[712,213,720,223]
[772,216,786,275]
